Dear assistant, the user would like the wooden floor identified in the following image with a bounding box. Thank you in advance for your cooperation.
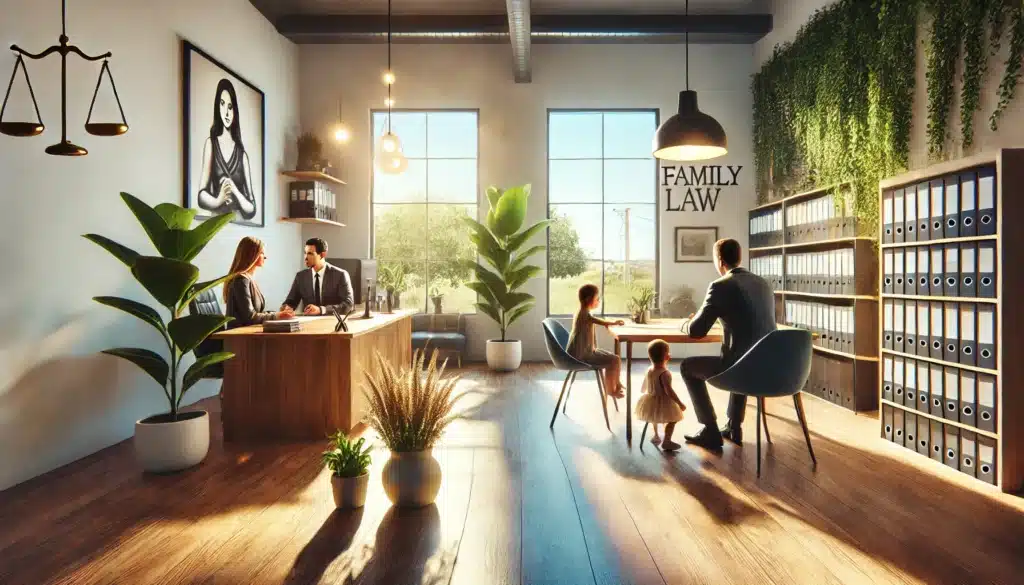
[2,363,1023,585]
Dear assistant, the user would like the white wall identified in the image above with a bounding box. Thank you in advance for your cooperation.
[0,0,301,490]
[298,42,755,362]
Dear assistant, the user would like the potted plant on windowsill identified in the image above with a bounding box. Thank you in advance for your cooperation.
[322,432,372,508]
[463,184,551,371]
[627,283,657,324]
[363,348,461,507]
[84,193,236,473]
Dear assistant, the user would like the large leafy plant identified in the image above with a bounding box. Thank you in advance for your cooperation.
[84,193,237,421]
[462,184,551,342]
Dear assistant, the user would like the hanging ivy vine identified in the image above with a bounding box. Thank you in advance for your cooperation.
[960,0,988,149]
[990,0,1024,130]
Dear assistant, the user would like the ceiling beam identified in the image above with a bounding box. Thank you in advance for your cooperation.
[506,0,531,83]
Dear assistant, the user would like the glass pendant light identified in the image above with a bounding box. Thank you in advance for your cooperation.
[652,0,728,161]
[375,0,406,174]
[333,97,350,143]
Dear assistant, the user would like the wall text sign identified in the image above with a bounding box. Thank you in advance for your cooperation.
[661,165,743,213]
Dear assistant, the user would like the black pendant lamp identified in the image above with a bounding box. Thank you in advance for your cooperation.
[652,0,727,161]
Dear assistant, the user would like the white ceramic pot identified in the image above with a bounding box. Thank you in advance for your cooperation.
[381,450,442,507]
[486,339,522,371]
[331,473,369,508]
[134,410,210,473]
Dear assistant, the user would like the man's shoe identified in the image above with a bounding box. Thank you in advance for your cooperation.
[720,421,743,444]
[683,426,724,450]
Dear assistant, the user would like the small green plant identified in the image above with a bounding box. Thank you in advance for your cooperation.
[322,432,372,478]
[378,262,410,294]
[626,283,657,321]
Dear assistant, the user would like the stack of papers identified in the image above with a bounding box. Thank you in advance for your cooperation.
[263,318,302,333]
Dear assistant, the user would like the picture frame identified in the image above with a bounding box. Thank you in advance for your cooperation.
[182,40,266,227]
[674,226,718,262]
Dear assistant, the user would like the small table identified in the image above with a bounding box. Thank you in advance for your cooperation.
[608,319,724,443]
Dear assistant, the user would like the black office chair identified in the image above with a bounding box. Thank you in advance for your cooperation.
[188,288,227,379]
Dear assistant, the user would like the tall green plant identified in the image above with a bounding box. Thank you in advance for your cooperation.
[84,193,237,421]
[462,184,551,342]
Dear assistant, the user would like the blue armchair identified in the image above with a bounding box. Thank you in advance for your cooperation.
[542,318,618,431]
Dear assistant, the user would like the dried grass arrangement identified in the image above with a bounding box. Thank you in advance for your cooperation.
[362,348,461,452]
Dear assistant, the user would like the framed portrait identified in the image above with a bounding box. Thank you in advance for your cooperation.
[182,40,265,227]
[674,227,718,262]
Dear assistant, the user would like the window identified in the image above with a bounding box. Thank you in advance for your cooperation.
[547,110,658,316]
[371,110,478,314]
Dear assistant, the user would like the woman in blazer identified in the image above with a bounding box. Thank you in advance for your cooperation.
[223,236,293,328]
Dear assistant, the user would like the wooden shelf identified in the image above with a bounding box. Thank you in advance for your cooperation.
[881,399,999,440]
[813,345,879,361]
[751,183,850,211]
[882,293,997,304]
[777,291,879,301]
[750,199,783,211]
[749,244,785,252]
[881,234,997,249]
[785,236,875,250]
[280,170,347,186]
[881,349,998,376]
[279,217,346,227]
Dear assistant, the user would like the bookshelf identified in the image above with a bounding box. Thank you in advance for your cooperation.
[749,183,879,412]
[878,148,1023,493]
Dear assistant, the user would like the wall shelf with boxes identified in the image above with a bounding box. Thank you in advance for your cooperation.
[878,148,1022,493]
[281,170,346,227]
[748,183,879,412]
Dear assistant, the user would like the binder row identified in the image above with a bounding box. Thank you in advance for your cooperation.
[802,353,856,409]
[882,299,997,369]
[750,254,783,290]
[883,242,996,298]
[784,300,858,354]
[289,180,338,222]
[785,250,858,295]
[882,354,997,432]
[749,208,783,248]
[882,165,997,244]
[883,404,996,485]
[785,192,859,244]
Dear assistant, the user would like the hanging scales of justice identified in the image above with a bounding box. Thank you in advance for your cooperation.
[0,0,129,156]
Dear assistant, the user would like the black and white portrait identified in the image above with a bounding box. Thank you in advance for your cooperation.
[182,41,265,227]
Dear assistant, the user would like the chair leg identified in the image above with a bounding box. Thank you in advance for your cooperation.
[563,371,577,414]
[759,397,772,444]
[595,371,612,432]
[756,396,763,478]
[612,396,620,412]
[639,422,649,451]
[457,354,462,368]
[550,371,573,429]
[793,393,817,468]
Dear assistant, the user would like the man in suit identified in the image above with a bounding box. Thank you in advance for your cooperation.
[678,238,776,450]
[282,237,355,317]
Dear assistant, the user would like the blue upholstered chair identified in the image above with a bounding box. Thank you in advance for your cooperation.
[706,328,816,477]
[542,318,618,431]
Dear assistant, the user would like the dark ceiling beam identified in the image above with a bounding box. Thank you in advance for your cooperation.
[506,0,531,83]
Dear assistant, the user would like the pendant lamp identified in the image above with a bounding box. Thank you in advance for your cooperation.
[376,0,407,174]
[652,0,727,161]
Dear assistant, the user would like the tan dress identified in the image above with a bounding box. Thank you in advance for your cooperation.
[636,367,684,424]
[566,308,620,368]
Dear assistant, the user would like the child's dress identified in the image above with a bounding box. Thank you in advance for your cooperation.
[636,367,684,423]
[566,308,619,369]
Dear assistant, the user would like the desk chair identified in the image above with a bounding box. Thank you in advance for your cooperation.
[188,288,227,379]
[706,328,816,477]
[542,318,619,431]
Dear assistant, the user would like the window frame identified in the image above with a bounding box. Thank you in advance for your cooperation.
[545,108,661,318]
[369,108,481,314]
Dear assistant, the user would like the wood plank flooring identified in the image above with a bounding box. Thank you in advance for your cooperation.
[1,363,1023,585]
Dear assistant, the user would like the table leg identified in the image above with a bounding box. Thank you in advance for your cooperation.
[626,341,633,443]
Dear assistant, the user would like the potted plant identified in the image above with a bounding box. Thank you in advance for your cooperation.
[463,184,551,371]
[378,262,410,312]
[84,193,236,473]
[362,348,460,507]
[428,277,447,314]
[322,431,372,508]
[297,132,327,172]
[627,283,657,324]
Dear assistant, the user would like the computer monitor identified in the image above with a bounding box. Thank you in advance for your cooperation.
[327,258,377,305]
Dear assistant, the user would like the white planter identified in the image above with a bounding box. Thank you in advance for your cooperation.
[486,339,522,371]
[331,473,369,508]
[381,450,442,507]
[134,410,210,473]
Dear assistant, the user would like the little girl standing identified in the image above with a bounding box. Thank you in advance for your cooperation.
[636,339,686,451]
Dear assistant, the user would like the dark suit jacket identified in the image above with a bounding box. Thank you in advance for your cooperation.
[283,263,354,316]
[225,275,277,328]
[682,267,777,368]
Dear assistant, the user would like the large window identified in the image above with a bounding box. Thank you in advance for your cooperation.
[547,110,658,316]
[371,110,478,314]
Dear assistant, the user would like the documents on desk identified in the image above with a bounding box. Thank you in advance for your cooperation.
[263,318,301,333]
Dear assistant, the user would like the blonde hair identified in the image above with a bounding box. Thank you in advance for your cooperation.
[223,236,264,301]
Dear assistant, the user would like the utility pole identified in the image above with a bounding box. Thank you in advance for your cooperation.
[614,207,632,287]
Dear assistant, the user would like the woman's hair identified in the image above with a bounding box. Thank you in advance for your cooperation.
[210,78,243,145]
[223,236,263,300]
[647,339,670,363]
[577,283,599,307]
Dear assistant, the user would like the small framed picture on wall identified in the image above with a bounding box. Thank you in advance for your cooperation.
[674,227,718,262]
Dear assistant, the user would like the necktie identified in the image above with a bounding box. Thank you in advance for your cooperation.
[314,272,322,307]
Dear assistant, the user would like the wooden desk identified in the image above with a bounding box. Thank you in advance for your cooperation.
[212,309,413,441]
[608,319,724,443]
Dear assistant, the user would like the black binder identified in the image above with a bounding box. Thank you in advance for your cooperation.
[894,249,905,295]
[930,419,945,463]
[943,301,959,363]
[943,244,959,297]
[977,435,997,485]
[944,425,960,470]
[883,300,894,350]
[904,357,917,409]
[944,176,960,239]
[905,184,918,242]
[917,416,930,456]
[959,171,978,237]
[930,178,945,239]
[893,357,905,405]
[959,303,977,367]
[917,361,931,411]
[917,248,930,294]
[930,364,945,418]
[960,243,977,298]
[929,302,944,360]
[906,247,918,296]
[917,302,930,356]
[977,304,996,370]
[943,366,960,422]
[883,249,894,294]
[894,300,905,354]
[917,182,931,241]
[893,407,905,444]
[960,430,977,477]
[959,370,977,428]
[894,188,906,243]
[978,240,996,298]
[930,245,943,297]
[883,404,894,441]
[904,301,917,359]
[883,355,894,401]
[977,166,996,236]
[904,412,917,449]
[883,189,895,244]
